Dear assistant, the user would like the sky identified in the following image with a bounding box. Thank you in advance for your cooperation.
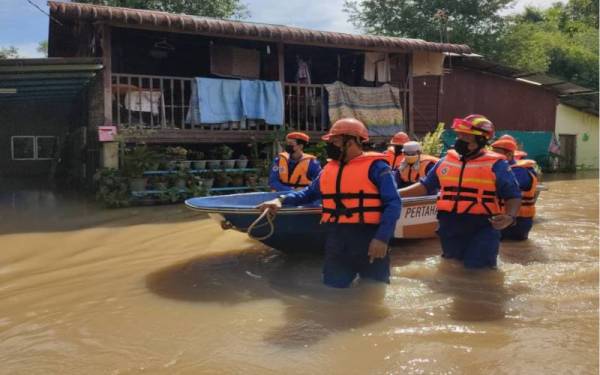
[1,0,567,58]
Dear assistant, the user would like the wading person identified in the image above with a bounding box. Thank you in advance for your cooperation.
[491,137,538,240]
[269,132,321,192]
[259,118,401,288]
[400,114,522,269]
[395,141,439,188]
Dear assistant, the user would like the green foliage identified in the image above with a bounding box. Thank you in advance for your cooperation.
[0,46,19,59]
[497,0,598,89]
[209,144,234,159]
[421,123,445,157]
[37,40,48,57]
[122,145,160,177]
[75,0,249,19]
[94,168,131,208]
[303,141,328,165]
[344,0,512,56]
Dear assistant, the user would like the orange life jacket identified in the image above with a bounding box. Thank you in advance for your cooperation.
[385,147,404,169]
[320,152,386,224]
[436,149,505,215]
[278,152,316,188]
[398,154,439,184]
[510,159,538,218]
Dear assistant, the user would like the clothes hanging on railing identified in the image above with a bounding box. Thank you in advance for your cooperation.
[325,81,404,137]
[124,90,164,115]
[186,77,283,125]
[296,58,311,84]
[363,52,391,83]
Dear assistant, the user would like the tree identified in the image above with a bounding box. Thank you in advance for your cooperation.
[75,0,249,19]
[37,40,48,57]
[498,0,598,89]
[0,46,19,59]
[344,0,514,56]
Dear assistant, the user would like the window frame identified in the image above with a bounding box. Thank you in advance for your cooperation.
[11,135,58,161]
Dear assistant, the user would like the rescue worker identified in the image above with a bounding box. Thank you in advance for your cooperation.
[385,131,410,169]
[491,137,538,240]
[395,141,439,188]
[498,134,528,160]
[269,132,322,192]
[399,114,522,269]
[259,118,401,288]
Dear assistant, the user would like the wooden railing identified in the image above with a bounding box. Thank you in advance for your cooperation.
[111,73,329,133]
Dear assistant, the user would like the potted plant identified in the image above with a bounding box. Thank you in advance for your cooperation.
[166,146,188,161]
[154,175,168,190]
[199,171,215,189]
[189,176,209,198]
[172,168,189,189]
[245,172,258,187]
[236,154,249,169]
[214,172,232,188]
[123,145,159,192]
[189,150,206,170]
[214,145,235,169]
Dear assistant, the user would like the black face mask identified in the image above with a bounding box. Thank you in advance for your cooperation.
[394,145,403,155]
[325,143,342,160]
[453,139,472,156]
[284,145,295,154]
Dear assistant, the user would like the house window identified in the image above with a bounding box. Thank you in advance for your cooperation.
[11,136,58,160]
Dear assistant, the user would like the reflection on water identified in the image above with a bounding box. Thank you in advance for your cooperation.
[0,173,598,374]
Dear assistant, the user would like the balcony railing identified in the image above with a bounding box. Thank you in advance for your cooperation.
[111,73,328,133]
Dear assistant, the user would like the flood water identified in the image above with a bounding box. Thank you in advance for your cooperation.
[0,173,598,374]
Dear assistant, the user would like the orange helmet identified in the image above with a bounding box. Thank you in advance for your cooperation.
[491,138,517,152]
[322,118,369,142]
[498,134,516,143]
[286,132,310,143]
[452,114,494,139]
[390,131,410,146]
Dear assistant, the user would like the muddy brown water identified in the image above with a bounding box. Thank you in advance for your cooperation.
[0,173,598,374]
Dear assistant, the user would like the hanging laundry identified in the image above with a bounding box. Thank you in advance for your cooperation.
[241,80,284,125]
[124,90,164,115]
[296,58,311,84]
[363,52,391,83]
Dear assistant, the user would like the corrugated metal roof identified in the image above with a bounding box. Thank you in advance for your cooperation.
[47,1,471,54]
[0,58,102,102]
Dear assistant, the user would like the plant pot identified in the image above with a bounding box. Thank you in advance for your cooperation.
[130,177,147,191]
[200,178,214,189]
[207,160,221,169]
[192,160,206,170]
[235,159,249,169]
[222,160,236,169]
[175,179,187,189]
[179,161,192,170]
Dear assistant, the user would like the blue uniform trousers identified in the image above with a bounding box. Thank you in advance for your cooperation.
[437,212,500,268]
[322,224,390,288]
[501,217,533,241]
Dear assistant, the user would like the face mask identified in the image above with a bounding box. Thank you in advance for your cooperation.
[284,145,295,154]
[325,143,342,160]
[394,145,403,155]
[405,155,418,164]
[453,139,472,156]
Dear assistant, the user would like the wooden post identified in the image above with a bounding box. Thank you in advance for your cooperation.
[408,52,415,137]
[101,23,112,125]
[278,42,285,90]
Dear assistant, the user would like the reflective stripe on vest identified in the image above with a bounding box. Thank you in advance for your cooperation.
[510,161,538,218]
[319,152,386,224]
[436,149,504,215]
[399,154,439,184]
[278,152,316,188]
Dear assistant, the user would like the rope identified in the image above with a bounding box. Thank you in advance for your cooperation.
[247,207,276,241]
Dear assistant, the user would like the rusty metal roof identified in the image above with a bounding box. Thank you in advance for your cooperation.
[48,1,471,54]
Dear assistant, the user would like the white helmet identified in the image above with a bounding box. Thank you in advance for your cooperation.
[403,141,421,154]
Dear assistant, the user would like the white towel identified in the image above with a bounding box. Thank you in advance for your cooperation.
[124,91,163,115]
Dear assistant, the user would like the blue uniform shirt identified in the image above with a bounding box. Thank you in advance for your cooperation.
[420,157,522,200]
[269,156,322,191]
[282,159,401,243]
[509,160,535,191]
